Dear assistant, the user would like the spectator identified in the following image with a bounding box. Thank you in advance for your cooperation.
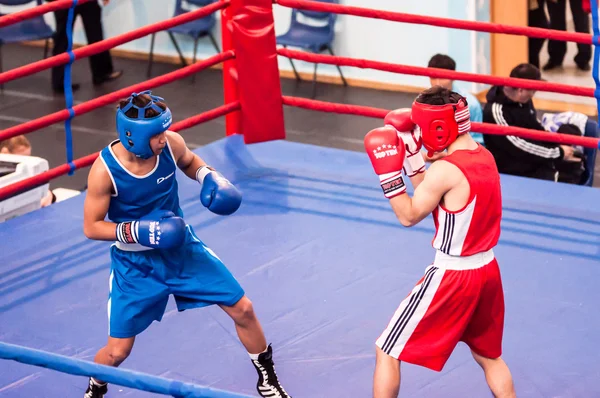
[47,0,122,93]
[0,136,55,207]
[544,0,591,71]
[553,124,586,183]
[427,54,484,145]
[482,63,576,182]
[541,110,599,184]
[528,0,549,69]
[0,135,32,156]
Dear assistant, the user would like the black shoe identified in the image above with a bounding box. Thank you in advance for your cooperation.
[576,63,591,71]
[542,61,562,71]
[84,378,107,398]
[251,344,291,398]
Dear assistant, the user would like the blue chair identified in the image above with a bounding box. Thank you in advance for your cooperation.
[0,0,53,86]
[147,0,220,82]
[276,0,347,98]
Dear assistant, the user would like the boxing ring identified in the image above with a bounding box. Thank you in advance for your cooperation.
[1,0,600,397]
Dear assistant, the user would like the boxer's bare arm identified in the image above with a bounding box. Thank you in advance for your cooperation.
[408,171,426,190]
[410,151,448,190]
[83,158,118,241]
[166,131,207,180]
[389,160,461,227]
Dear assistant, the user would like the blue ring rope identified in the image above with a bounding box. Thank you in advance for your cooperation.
[0,342,252,398]
[590,0,600,148]
[63,0,78,175]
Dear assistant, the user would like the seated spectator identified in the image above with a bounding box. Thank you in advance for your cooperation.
[541,110,599,185]
[553,124,586,184]
[0,135,32,156]
[427,54,484,145]
[482,63,576,182]
[0,136,55,207]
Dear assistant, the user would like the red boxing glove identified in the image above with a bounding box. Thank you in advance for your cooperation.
[364,126,407,198]
[384,109,425,177]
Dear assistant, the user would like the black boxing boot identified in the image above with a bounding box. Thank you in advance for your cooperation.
[250,344,291,397]
[84,378,107,398]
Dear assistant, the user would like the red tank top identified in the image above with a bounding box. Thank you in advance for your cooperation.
[431,145,502,256]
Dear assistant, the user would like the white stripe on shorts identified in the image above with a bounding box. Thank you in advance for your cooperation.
[107,270,114,336]
[376,266,446,358]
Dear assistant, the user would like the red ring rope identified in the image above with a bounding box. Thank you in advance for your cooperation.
[277,48,595,98]
[276,0,593,44]
[0,102,241,202]
[281,96,600,149]
[0,51,235,141]
[0,152,99,203]
[0,0,228,85]
[283,95,387,119]
[170,102,241,132]
[0,0,94,28]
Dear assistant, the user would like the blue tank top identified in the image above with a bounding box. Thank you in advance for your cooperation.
[100,139,183,223]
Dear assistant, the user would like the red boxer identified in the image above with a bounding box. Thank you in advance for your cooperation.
[364,86,516,398]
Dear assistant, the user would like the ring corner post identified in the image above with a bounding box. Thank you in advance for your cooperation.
[229,0,286,144]
[221,0,242,137]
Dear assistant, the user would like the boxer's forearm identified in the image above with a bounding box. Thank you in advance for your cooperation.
[408,172,425,190]
[181,154,207,181]
[83,220,117,241]
[389,194,418,227]
[389,171,442,227]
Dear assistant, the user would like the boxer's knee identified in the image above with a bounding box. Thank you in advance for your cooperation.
[228,296,256,327]
[105,337,134,365]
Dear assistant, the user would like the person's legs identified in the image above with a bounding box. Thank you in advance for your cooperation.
[570,0,592,69]
[51,7,79,91]
[528,0,549,68]
[84,337,135,397]
[93,336,136,368]
[85,248,170,397]
[373,346,401,398]
[171,227,291,397]
[546,0,568,68]
[219,296,267,354]
[471,351,516,398]
[78,2,121,84]
[373,263,483,398]
[461,258,515,398]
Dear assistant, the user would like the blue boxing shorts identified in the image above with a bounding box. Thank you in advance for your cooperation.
[107,225,245,338]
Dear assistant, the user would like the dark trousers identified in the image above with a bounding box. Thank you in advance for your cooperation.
[51,1,113,89]
[546,0,591,66]
[528,0,549,69]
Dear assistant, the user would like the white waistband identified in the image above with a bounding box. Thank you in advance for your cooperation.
[114,241,153,252]
[433,249,494,270]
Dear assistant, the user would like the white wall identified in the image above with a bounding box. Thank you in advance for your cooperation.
[2,0,491,94]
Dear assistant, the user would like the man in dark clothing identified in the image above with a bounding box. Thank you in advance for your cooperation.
[528,0,549,69]
[544,0,591,71]
[48,0,122,93]
[482,63,575,181]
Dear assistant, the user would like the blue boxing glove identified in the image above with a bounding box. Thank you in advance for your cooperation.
[196,166,242,215]
[116,210,186,249]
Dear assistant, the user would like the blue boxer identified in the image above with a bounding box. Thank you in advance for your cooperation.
[108,225,245,338]
[81,91,291,398]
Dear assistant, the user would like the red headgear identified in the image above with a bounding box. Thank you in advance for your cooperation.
[410,98,471,156]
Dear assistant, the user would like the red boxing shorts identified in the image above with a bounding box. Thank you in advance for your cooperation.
[375,249,505,372]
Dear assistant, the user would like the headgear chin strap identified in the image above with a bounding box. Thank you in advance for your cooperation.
[116,90,173,159]
[410,98,471,156]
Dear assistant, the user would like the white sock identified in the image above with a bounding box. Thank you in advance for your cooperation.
[249,345,268,360]
[91,378,106,386]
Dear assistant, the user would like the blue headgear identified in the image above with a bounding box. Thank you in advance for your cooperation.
[116,90,173,159]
